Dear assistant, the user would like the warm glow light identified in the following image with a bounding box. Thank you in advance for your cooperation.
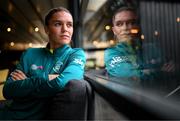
[109,40,115,45]
[10,42,14,46]
[93,40,98,45]
[92,41,109,48]
[154,30,159,36]
[29,43,32,47]
[7,27,11,32]
[105,25,111,30]
[34,27,39,32]
[141,34,145,40]
[130,29,139,34]
[36,6,41,12]
[8,3,13,13]
[5,42,46,50]
[177,17,180,22]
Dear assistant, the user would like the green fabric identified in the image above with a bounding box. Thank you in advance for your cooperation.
[104,42,141,78]
[1,44,86,120]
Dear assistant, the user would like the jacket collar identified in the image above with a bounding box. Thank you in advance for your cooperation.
[46,43,71,56]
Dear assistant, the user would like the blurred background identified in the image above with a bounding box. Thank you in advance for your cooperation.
[0,0,180,119]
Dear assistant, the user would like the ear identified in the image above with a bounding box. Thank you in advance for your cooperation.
[44,26,49,35]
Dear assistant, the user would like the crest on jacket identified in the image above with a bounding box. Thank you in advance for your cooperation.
[53,61,63,73]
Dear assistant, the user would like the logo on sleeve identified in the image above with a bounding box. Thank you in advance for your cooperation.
[31,64,43,70]
[73,58,84,67]
[109,56,128,67]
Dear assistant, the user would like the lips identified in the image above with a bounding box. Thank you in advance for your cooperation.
[120,34,131,38]
[60,35,70,39]
[121,31,130,35]
[120,31,132,37]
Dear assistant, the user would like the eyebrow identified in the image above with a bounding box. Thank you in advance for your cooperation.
[51,20,73,23]
[114,19,137,22]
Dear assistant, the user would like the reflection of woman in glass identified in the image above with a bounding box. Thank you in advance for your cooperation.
[104,6,175,90]
[104,7,142,81]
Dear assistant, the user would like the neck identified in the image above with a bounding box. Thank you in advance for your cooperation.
[117,39,132,45]
[50,42,64,50]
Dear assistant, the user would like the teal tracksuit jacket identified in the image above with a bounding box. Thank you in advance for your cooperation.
[104,42,141,78]
[0,44,86,120]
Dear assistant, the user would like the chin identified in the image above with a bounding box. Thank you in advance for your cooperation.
[119,36,132,42]
[60,39,71,44]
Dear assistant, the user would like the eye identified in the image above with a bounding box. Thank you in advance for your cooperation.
[67,23,73,28]
[127,20,137,26]
[54,22,62,26]
[115,21,123,27]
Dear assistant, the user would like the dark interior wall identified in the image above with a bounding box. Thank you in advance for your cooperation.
[139,0,180,67]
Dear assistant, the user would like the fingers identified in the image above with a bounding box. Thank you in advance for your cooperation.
[10,70,27,81]
[10,72,20,81]
[48,74,59,81]
[15,70,27,78]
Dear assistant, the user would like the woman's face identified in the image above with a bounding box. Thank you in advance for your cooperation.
[112,10,137,43]
[45,11,73,49]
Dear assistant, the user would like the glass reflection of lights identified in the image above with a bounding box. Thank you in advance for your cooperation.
[130,29,139,34]
[154,30,159,36]
[141,34,145,40]
[177,17,180,23]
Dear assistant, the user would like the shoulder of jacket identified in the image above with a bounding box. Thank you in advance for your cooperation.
[23,48,44,56]
[105,47,118,54]
[26,48,43,52]
[70,48,85,55]
[105,47,114,51]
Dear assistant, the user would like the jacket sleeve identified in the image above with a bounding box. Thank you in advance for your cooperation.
[31,49,86,98]
[104,49,141,78]
[3,49,48,100]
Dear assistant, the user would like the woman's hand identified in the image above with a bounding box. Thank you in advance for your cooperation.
[48,74,59,81]
[10,70,27,81]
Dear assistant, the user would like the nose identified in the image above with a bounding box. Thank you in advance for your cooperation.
[62,24,68,32]
[121,22,128,30]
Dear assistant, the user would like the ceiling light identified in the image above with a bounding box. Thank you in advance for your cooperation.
[29,43,32,47]
[34,27,39,32]
[109,39,115,45]
[7,27,11,32]
[105,25,111,30]
[93,40,98,45]
[10,42,14,46]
